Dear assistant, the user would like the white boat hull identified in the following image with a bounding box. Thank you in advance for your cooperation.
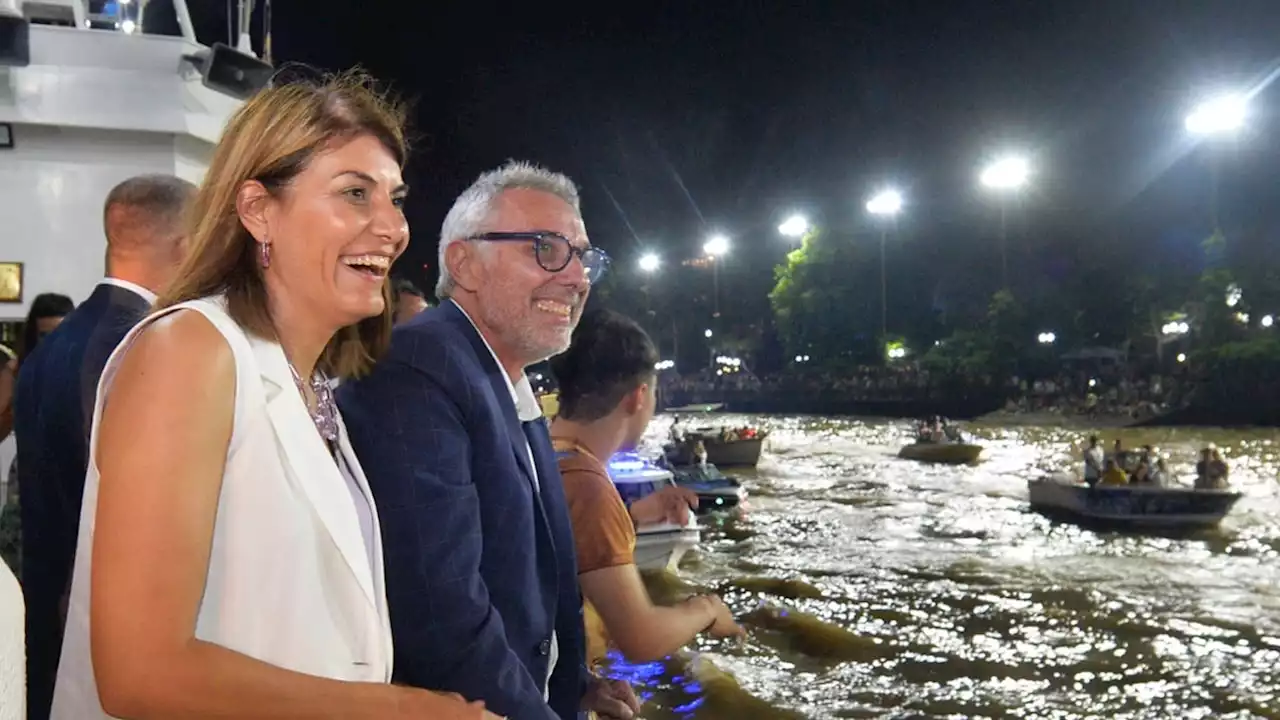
[633,525,701,572]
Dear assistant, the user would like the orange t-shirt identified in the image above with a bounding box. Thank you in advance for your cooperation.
[553,438,636,666]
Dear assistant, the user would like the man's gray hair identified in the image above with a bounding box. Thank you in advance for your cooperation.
[435,160,581,299]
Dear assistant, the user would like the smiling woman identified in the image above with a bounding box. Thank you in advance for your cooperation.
[51,70,498,719]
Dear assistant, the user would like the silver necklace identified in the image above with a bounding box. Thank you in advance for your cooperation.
[287,359,339,443]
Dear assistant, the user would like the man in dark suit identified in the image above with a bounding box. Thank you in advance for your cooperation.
[15,174,194,719]
[340,161,636,720]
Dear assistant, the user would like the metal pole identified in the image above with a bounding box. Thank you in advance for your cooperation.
[171,0,197,42]
[711,259,720,318]
[671,318,679,369]
[236,0,256,56]
[880,227,887,343]
[999,200,1009,290]
[1209,149,1221,236]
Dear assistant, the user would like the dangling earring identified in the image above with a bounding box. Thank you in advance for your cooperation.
[260,240,272,269]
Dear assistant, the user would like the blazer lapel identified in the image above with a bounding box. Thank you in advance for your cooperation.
[334,413,394,674]
[250,337,379,616]
[442,301,542,496]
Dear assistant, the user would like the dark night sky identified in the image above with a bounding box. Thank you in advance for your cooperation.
[175,1,1280,313]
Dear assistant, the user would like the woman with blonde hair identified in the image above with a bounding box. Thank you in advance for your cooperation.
[52,70,497,719]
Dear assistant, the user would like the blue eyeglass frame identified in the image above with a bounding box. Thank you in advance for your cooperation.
[468,231,610,283]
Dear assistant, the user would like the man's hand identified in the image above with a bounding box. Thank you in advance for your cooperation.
[581,675,640,720]
[629,485,698,526]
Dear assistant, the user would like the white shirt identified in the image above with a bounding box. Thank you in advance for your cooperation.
[450,300,558,695]
[100,277,157,304]
[0,558,22,720]
[1083,445,1104,480]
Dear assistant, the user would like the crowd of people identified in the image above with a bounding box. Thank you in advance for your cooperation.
[1000,368,1183,421]
[661,362,1183,422]
[0,70,748,720]
[1081,435,1230,489]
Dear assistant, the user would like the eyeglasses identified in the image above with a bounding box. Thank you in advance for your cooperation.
[469,231,610,284]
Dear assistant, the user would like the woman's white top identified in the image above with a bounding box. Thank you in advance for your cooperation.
[52,297,393,719]
[0,558,22,720]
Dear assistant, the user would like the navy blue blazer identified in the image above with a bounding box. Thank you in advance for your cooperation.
[15,282,151,720]
[338,300,586,720]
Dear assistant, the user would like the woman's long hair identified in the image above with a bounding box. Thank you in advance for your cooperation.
[156,68,410,378]
[20,292,75,365]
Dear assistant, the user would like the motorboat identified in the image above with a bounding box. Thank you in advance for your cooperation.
[669,462,747,514]
[606,452,701,572]
[1027,474,1243,530]
[898,441,984,464]
[664,428,767,467]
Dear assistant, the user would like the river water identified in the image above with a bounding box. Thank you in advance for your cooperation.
[616,415,1280,720]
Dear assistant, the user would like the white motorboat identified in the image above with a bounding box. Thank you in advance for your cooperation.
[606,452,701,572]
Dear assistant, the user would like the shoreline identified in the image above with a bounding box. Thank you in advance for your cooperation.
[970,410,1143,429]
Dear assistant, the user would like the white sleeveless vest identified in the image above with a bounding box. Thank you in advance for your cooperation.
[0,557,22,720]
[52,298,393,719]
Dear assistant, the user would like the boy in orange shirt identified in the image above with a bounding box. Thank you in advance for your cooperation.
[549,310,743,667]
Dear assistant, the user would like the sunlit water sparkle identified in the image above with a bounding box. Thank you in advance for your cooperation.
[613,415,1280,719]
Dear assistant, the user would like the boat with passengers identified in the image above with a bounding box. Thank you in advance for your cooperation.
[898,416,983,464]
[1028,473,1242,530]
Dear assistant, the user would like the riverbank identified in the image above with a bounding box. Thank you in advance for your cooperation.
[971,409,1142,429]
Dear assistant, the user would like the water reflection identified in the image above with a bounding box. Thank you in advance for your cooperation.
[612,415,1280,718]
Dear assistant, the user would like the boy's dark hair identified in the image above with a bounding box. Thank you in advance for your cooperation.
[551,309,658,422]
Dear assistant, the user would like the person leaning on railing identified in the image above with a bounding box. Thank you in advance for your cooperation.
[50,69,498,720]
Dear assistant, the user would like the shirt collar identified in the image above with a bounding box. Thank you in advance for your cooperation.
[100,277,157,304]
[450,299,543,423]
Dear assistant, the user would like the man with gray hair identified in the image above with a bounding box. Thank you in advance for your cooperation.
[15,173,195,719]
[341,161,637,719]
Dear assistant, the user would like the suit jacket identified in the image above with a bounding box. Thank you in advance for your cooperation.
[339,300,586,720]
[51,297,393,719]
[14,282,149,720]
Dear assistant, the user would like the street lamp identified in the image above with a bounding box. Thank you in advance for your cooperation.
[703,234,729,318]
[638,252,661,273]
[1037,331,1056,345]
[778,214,809,239]
[866,188,903,345]
[1185,94,1247,137]
[979,154,1030,289]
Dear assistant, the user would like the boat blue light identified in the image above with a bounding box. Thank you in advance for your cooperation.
[608,451,650,473]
